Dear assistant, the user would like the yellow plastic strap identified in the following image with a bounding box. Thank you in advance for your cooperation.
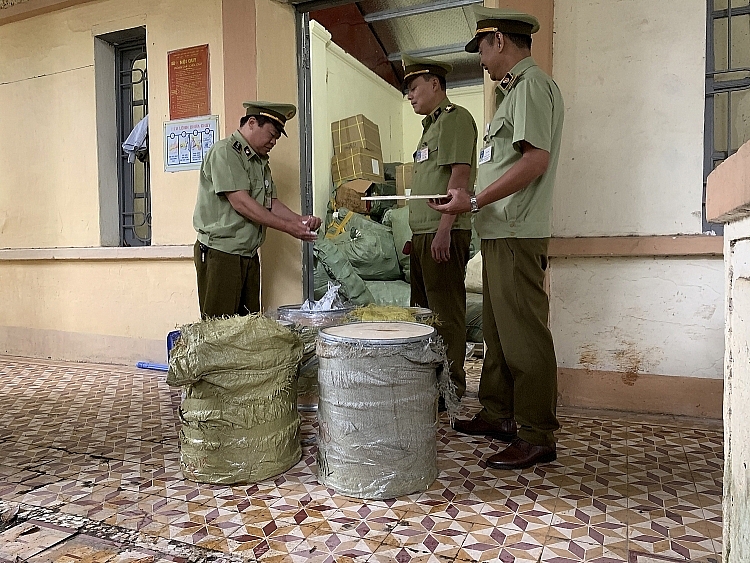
[325,210,354,239]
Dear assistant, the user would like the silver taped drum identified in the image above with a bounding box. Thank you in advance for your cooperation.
[316,321,444,499]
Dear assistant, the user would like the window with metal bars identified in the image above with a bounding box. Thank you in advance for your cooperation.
[705,0,750,234]
[115,35,151,246]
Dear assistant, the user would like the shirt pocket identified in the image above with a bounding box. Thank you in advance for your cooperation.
[486,118,505,142]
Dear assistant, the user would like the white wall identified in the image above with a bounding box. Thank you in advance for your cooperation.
[552,0,706,237]
[547,0,724,383]
[309,21,404,221]
[550,257,724,379]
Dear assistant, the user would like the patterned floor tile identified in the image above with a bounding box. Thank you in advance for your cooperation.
[455,524,546,562]
[0,356,726,563]
[540,536,628,562]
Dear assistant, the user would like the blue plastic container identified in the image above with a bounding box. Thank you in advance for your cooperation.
[167,330,181,358]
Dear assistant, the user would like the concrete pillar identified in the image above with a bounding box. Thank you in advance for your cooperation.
[706,140,750,563]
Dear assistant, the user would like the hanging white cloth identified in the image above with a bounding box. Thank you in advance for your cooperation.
[122,114,149,163]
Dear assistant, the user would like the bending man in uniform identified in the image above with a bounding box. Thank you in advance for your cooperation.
[403,54,478,406]
[193,101,321,319]
[430,7,564,469]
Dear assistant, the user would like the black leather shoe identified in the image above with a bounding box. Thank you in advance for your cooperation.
[452,414,517,442]
[486,438,556,470]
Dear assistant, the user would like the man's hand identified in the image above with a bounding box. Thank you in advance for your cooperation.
[428,188,472,215]
[286,217,318,242]
[302,215,322,232]
[431,229,451,263]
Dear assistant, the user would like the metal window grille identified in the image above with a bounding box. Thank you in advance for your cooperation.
[116,39,151,246]
[705,0,750,234]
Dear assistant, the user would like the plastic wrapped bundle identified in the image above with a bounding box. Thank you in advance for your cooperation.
[316,321,447,499]
[167,315,303,484]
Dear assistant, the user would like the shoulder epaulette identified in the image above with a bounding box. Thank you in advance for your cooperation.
[499,72,519,91]
[232,140,242,154]
[445,104,456,113]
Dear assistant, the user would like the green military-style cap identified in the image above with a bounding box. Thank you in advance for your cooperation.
[242,101,297,136]
[464,6,540,53]
[401,53,453,89]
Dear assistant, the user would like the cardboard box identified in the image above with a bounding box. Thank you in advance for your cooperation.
[331,147,385,184]
[395,163,414,207]
[335,179,375,214]
[331,114,382,156]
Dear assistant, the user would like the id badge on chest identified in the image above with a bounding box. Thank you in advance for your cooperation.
[478,146,493,165]
[415,147,429,163]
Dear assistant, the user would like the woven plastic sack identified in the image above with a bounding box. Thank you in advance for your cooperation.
[327,210,401,281]
[465,250,482,294]
[314,261,335,300]
[365,280,411,307]
[466,292,484,344]
[382,206,412,282]
[314,238,373,305]
[167,315,303,484]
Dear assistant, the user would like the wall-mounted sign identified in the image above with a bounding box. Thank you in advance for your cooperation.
[164,115,219,172]
[168,44,210,120]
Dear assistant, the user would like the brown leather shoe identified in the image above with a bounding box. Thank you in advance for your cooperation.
[486,438,556,470]
[452,414,517,442]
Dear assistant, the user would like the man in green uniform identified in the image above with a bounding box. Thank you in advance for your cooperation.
[430,7,564,469]
[193,101,321,319]
[403,54,478,403]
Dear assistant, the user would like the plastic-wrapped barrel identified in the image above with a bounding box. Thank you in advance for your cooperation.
[316,321,443,499]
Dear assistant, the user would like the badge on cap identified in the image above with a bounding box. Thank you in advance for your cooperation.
[499,72,518,91]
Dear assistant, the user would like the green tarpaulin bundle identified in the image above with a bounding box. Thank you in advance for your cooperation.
[167,315,303,484]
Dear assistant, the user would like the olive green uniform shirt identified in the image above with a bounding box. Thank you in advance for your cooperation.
[409,98,477,234]
[475,57,564,239]
[193,130,277,257]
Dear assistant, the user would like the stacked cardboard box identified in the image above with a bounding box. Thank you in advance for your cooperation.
[331,114,384,213]
[331,147,384,185]
[395,163,414,207]
[331,114,382,156]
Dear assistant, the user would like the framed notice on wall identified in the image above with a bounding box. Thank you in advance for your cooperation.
[168,44,210,120]
[164,115,219,172]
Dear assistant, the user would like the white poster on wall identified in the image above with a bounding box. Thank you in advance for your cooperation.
[164,115,219,172]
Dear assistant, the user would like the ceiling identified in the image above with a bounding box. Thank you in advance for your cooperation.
[293,0,485,90]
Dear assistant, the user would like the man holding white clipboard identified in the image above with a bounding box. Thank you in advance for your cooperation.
[402,54,478,407]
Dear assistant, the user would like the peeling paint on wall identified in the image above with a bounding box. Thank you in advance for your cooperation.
[552,258,724,379]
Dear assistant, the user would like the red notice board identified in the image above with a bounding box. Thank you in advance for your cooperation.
[168,44,210,120]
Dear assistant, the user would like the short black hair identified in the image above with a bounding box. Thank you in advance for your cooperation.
[479,31,532,51]
[239,114,279,132]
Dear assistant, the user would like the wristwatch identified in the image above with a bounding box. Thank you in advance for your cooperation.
[470,195,480,214]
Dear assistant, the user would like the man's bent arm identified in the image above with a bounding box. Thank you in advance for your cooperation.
[225,191,317,241]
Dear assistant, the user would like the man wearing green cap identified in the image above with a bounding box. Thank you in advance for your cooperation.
[430,7,564,469]
[402,54,478,405]
[193,101,322,319]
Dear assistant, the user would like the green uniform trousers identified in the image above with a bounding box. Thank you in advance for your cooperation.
[194,241,260,319]
[479,237,559,447]
[410,230,471,398]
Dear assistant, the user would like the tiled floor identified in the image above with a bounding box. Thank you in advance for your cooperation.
[0,355,723,563]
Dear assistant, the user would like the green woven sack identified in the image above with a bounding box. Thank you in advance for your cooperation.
[167,315,303,484]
